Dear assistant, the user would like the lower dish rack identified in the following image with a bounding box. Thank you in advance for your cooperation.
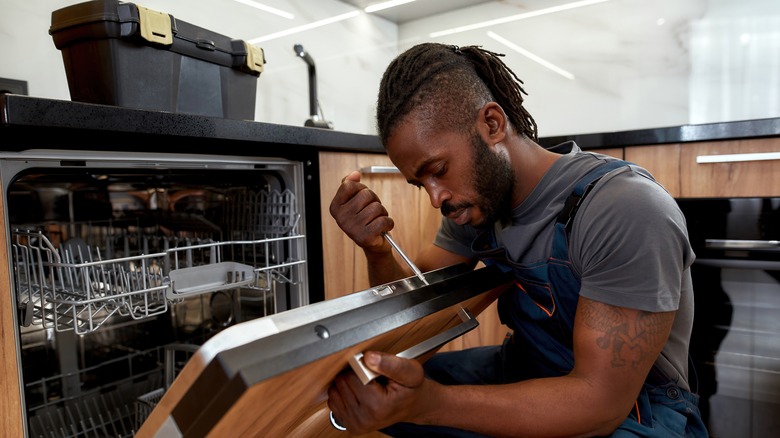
[12,228,305,335]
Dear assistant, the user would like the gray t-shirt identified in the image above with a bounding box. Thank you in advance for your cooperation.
[434,142,695,390]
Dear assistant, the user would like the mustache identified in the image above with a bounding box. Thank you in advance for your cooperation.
[441,201,470,217]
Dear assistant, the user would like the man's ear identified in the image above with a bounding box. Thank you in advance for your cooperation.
[479,102,507,143]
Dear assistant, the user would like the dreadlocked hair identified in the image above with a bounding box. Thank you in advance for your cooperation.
[376,43,537,145]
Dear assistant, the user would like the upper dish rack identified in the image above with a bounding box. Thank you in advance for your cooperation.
[12,189,305,335]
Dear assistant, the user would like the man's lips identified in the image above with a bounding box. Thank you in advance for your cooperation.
[447,207,470,225]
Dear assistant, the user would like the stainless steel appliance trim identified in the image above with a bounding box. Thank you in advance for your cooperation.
[348,307,476,385]
[694,258,780,270]
[696,151,780,163]
[705,239,780,251]
[359,165,400,174]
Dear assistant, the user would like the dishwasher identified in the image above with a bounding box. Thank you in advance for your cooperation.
[3,149,310,437]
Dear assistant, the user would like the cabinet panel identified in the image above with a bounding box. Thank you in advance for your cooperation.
[319,152,362,299]
[319,151,434,297]
[679,138,780,198]
[624,144,681,198]
[0,198,23,436]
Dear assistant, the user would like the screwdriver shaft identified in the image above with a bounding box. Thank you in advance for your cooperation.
[383,233,429,285]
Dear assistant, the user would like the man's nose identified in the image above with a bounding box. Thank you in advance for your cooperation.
[426,184,450,210]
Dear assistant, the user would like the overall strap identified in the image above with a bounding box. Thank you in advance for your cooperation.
[556,160,631,234]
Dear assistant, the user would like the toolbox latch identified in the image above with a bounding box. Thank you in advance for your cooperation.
[244,42,266,75]
[136,5,173,46]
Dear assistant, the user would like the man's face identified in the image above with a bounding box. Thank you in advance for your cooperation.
[464,131,515,226]
[386,118,515,228]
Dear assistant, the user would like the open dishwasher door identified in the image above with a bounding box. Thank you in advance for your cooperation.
[136,264,512,438]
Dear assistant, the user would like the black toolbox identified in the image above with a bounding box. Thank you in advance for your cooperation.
[49,0,265,119]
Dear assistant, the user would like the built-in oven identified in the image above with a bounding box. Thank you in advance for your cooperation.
[678,197,780,438]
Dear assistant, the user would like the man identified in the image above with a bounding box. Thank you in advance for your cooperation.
[327,43,707,437]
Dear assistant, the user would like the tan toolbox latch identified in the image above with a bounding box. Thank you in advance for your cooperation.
[136,5,173,46]
[244,42,266,75]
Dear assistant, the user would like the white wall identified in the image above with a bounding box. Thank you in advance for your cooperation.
[1,0,779,137]
[397,0,780,137]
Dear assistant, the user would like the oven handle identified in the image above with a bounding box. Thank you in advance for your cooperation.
[694,258,780,270]
[705,239,780,251]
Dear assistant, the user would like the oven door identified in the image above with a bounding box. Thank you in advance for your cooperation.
[679,198,780,438]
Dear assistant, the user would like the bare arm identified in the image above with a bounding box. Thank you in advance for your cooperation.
[328,296,675,437]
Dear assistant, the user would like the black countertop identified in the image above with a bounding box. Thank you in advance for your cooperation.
[0,94,385,156]
[2,94,779,154]
[538,118,780,149]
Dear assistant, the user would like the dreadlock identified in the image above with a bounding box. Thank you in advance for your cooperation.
[376,43,538,145]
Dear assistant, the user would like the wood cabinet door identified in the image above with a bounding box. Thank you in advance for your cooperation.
[679,138,780,198]
[624,144,682,198]
[0,189,24,435]
[318,151,507,350]
[319,151,439,298]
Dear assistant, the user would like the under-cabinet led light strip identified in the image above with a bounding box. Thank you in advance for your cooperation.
[696,152,780,163]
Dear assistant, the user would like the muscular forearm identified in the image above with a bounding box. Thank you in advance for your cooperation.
[417,375,632,438]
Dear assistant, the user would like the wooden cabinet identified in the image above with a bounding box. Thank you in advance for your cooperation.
[0,200,23,436]
[622,137,780,199]
[624,144,682,198]
[318,151,507,351]
[679,138,780,198]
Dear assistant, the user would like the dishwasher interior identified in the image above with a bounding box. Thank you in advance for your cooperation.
[2,151,310,437]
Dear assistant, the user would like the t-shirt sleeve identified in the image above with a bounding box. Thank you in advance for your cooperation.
[570,166,695,312]
[433,216,479,259]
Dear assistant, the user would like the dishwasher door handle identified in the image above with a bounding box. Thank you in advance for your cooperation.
[347,307,477,385]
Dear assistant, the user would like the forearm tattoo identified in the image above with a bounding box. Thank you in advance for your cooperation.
[581,300,673,370]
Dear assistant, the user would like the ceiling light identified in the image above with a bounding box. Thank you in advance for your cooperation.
[430,0,609,38]
[365,0,416,13]
[232,0,294,19]
[249,11,361,44]
[487,31,575,80]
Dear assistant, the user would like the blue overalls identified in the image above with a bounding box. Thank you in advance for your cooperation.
[383,161,709,437]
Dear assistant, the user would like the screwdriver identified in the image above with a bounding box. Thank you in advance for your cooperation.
[383,232,429,285]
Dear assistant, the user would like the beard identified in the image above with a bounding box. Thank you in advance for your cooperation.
[441,132,515,228]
